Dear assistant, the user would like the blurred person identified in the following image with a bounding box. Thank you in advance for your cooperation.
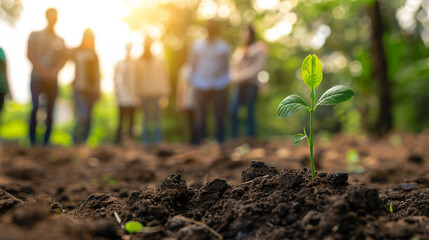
[188,19,230,144]
[27,8,66,146]
[229,25,268,139]
[114,43,137,144]
[176,62,197,144]
[135,37,170,144]
[0,47,10,117]
[69,28,100,145]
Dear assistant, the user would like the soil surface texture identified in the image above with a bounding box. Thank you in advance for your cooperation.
[0,132,428,239]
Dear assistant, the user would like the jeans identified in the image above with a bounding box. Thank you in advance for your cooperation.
[0,92,5,116]
[29,80,58,146]
[230,83,259,139]
[115,106,135,144]
[141,97,162,144]
[73,91,97,144]
[194,88,227,144]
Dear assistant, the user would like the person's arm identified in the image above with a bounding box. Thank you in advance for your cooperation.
[229,48,243,84]
[94,54,101,99]
[160,58,171,97]
[220,43,231,85]
[187,43,197,85]
[48,39,68,79]
[113,62,120,98]
[231,43,268,84]
[4,57,13,100]
[27,33,50,79]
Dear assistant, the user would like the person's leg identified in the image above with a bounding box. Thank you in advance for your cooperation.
[29,80,41,145]
[153,98,162,143]
[128,107,135,139]
[73,91,87,144]
[246,84,259,137]
[44,82,58,146]
[116,106,125,144]
[214,88,227,143]
[83,95,96,142]
[142,98,151,144]
[194,89,207,145]
[230,86,241,139]
[0,93,5,116]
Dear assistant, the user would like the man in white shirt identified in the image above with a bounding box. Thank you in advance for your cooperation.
[188,19,230,144]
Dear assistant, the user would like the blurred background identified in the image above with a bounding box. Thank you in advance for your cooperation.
[0,0,428,146]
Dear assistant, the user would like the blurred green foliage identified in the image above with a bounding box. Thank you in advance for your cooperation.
[1,0,429,146]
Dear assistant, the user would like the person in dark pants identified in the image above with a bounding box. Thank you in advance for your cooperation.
[176,63,197,144]
[0,47,10,117]
[135,37,170,144]
[27,8,66,146]
[69,28,100,145]
[114,43,137,144]
[229,25,268,139]
[188,19,230,144]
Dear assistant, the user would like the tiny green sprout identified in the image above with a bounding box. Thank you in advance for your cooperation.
[125,221,144,235]
[389,202,393,213]
[277,54,355,178]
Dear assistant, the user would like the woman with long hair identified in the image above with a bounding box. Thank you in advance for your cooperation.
[70,28,100,144]
[229,25,268,139]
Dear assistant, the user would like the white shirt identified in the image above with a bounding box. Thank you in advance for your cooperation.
[114,59,137,106]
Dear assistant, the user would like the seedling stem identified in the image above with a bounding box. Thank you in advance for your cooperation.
[277,54,355,178]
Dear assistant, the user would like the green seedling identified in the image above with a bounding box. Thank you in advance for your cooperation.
[389,202,393,213]
[277,54,355,178]
[125,221,143,239]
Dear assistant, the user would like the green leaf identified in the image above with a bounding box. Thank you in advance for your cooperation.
[125,221,143,234]
[301,54,323,90]
[293,134,307,146]
[316,85,355,106]
[277,94,309,118]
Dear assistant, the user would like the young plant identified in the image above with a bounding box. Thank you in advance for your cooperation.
[125,221,143,240]
[277,54,355,178]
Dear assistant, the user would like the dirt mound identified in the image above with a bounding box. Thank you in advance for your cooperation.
[74,193,124,218]
[110,163,428,239]
[0,133,428,240]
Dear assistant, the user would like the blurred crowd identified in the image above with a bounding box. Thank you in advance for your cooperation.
[0,8,268,146]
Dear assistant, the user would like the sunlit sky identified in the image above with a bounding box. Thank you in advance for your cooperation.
[0,0,302,103]
[2,0,405,103]
[0,0,140,102]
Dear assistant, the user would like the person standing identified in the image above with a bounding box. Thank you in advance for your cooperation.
[229,25,268,139]
[114,43,137,144]
[135,37,170,144]
[27,8,66,146]
[176,62,197,144]
[69,28,100,145]
[0,47,10,117]
[188,19,230,144]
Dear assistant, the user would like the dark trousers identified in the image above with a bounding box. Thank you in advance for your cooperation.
[194,88,227,144]
[29,80,58,146]
[0,92,5,116]
[115,106,135,144]
[141,97,162,144]
[73,91,97,144]
[184,109,197,145]
[230,83,259,139]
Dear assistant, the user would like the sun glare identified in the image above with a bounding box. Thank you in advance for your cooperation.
[254,0,279,11]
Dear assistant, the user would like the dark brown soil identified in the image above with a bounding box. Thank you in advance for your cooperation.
[0,132,428,239]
